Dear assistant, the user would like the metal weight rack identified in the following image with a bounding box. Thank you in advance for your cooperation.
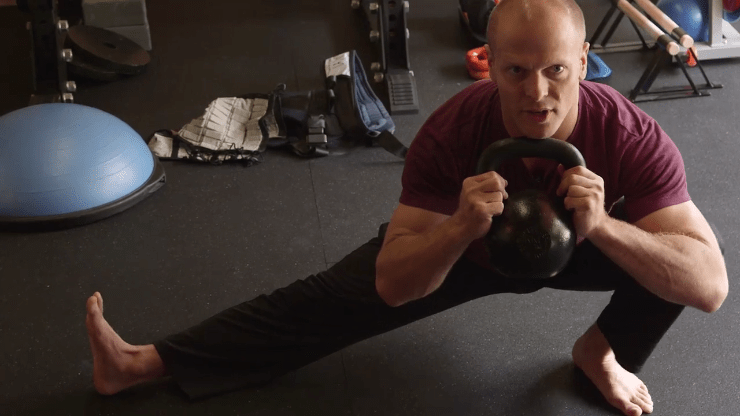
[352,0,420,115]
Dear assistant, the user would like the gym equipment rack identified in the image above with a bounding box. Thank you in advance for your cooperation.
[590,0,723,102]
[352,0,420,115]
[18,0,76,104]
[590,0,740,60]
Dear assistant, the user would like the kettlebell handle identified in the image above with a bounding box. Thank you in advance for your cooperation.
[476,137,586,175]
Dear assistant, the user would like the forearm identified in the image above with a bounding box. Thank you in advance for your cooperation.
[375,218,473,307]
[589,216,728,312]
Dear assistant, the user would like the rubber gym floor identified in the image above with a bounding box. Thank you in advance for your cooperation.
[1,1,739,415]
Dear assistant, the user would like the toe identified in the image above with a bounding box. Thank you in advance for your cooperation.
[633,393,653,414]
[624,403,642,416]
[87,295,100,314]
[637,390,652,404]
[610,397,641,416]
[639,396,653,413]
[94,292,103,312]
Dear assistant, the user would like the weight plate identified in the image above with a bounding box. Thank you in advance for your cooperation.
[67,54,122,82]
[65,25,150,75]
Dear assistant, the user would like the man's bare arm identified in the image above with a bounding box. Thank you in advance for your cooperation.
[376,171,508,307]
[558,166,728,313]
[375,204,469,307]
[589,201,728,313]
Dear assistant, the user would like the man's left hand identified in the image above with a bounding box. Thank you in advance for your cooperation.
[556,165,607,238]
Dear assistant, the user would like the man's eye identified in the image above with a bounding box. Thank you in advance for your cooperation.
[510,67,522,74]
[553,65,565,73]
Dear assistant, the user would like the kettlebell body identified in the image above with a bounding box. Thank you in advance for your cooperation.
[476,137,586,279]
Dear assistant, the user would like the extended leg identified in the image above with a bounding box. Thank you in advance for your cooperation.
[88,223,531,399]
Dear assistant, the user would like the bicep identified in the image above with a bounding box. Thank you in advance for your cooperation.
[633,201,720,251]
[383,203,450,247]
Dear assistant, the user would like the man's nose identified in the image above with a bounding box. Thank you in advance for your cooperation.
[523,72,548,101]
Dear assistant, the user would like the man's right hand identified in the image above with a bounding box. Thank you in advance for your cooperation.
[449,171,508,241]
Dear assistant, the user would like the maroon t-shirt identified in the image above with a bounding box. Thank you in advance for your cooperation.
[399,80,690,271]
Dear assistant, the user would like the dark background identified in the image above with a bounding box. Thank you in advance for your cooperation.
[1,1,739,415]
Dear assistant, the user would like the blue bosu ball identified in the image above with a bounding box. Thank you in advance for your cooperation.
[0,103,165,231]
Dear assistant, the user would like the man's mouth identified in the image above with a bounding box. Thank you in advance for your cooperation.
[525,109,550,123]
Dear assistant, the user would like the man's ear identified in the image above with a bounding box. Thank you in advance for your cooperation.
[579,42,590,81]
[485,44,496,83]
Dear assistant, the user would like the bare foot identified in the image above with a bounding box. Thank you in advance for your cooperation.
[86,292,165,394]
[572,324,653,416]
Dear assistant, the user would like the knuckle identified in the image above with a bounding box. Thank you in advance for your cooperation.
[479,171,494,181]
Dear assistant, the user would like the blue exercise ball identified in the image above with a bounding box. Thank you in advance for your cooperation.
[658,0,709,42]
[0,103,165,231]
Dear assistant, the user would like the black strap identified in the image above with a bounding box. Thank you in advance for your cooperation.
[274,84,408,159]
[170,135,180,159]
[374,130,408,159]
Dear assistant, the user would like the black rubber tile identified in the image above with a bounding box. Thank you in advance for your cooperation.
[342,286,740,415]
[342,289,623,416]
[309,150,405,264]
[0,153,329,414]
[6,356,351,416]
[2,1,740,415]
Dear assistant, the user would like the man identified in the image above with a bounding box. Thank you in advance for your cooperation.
[85,1,728,415]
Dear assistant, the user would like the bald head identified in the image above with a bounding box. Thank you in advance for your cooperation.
[487,0,586,52]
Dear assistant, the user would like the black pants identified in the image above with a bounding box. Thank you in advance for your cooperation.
[154,221,685,400]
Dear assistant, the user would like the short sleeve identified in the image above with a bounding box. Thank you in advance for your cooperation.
[620,120,690,222]
[399,123,461,216]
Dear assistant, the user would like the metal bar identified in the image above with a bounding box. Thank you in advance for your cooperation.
[589,3,619,45]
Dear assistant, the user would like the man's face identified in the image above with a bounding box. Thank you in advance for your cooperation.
[486,16,588,140]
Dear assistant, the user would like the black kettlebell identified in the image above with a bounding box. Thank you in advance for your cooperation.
[476,137,586,279]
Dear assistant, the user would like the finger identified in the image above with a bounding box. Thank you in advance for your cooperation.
[557,174,602,197]
[563,195,597,211]
[484,188,508,200]
[475,178,508,196]
[564,165,598,179]
[556,171,580,196]
[557,166,601,192]
[473,170,506,184]
[484,191,506,203]
[568,173,603,189]
[477,179,508,192]
[467,171,505,188]
[556,176,574,197]
[561,184,593,198]
[470,190,507,207]
[489,201,505,216]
